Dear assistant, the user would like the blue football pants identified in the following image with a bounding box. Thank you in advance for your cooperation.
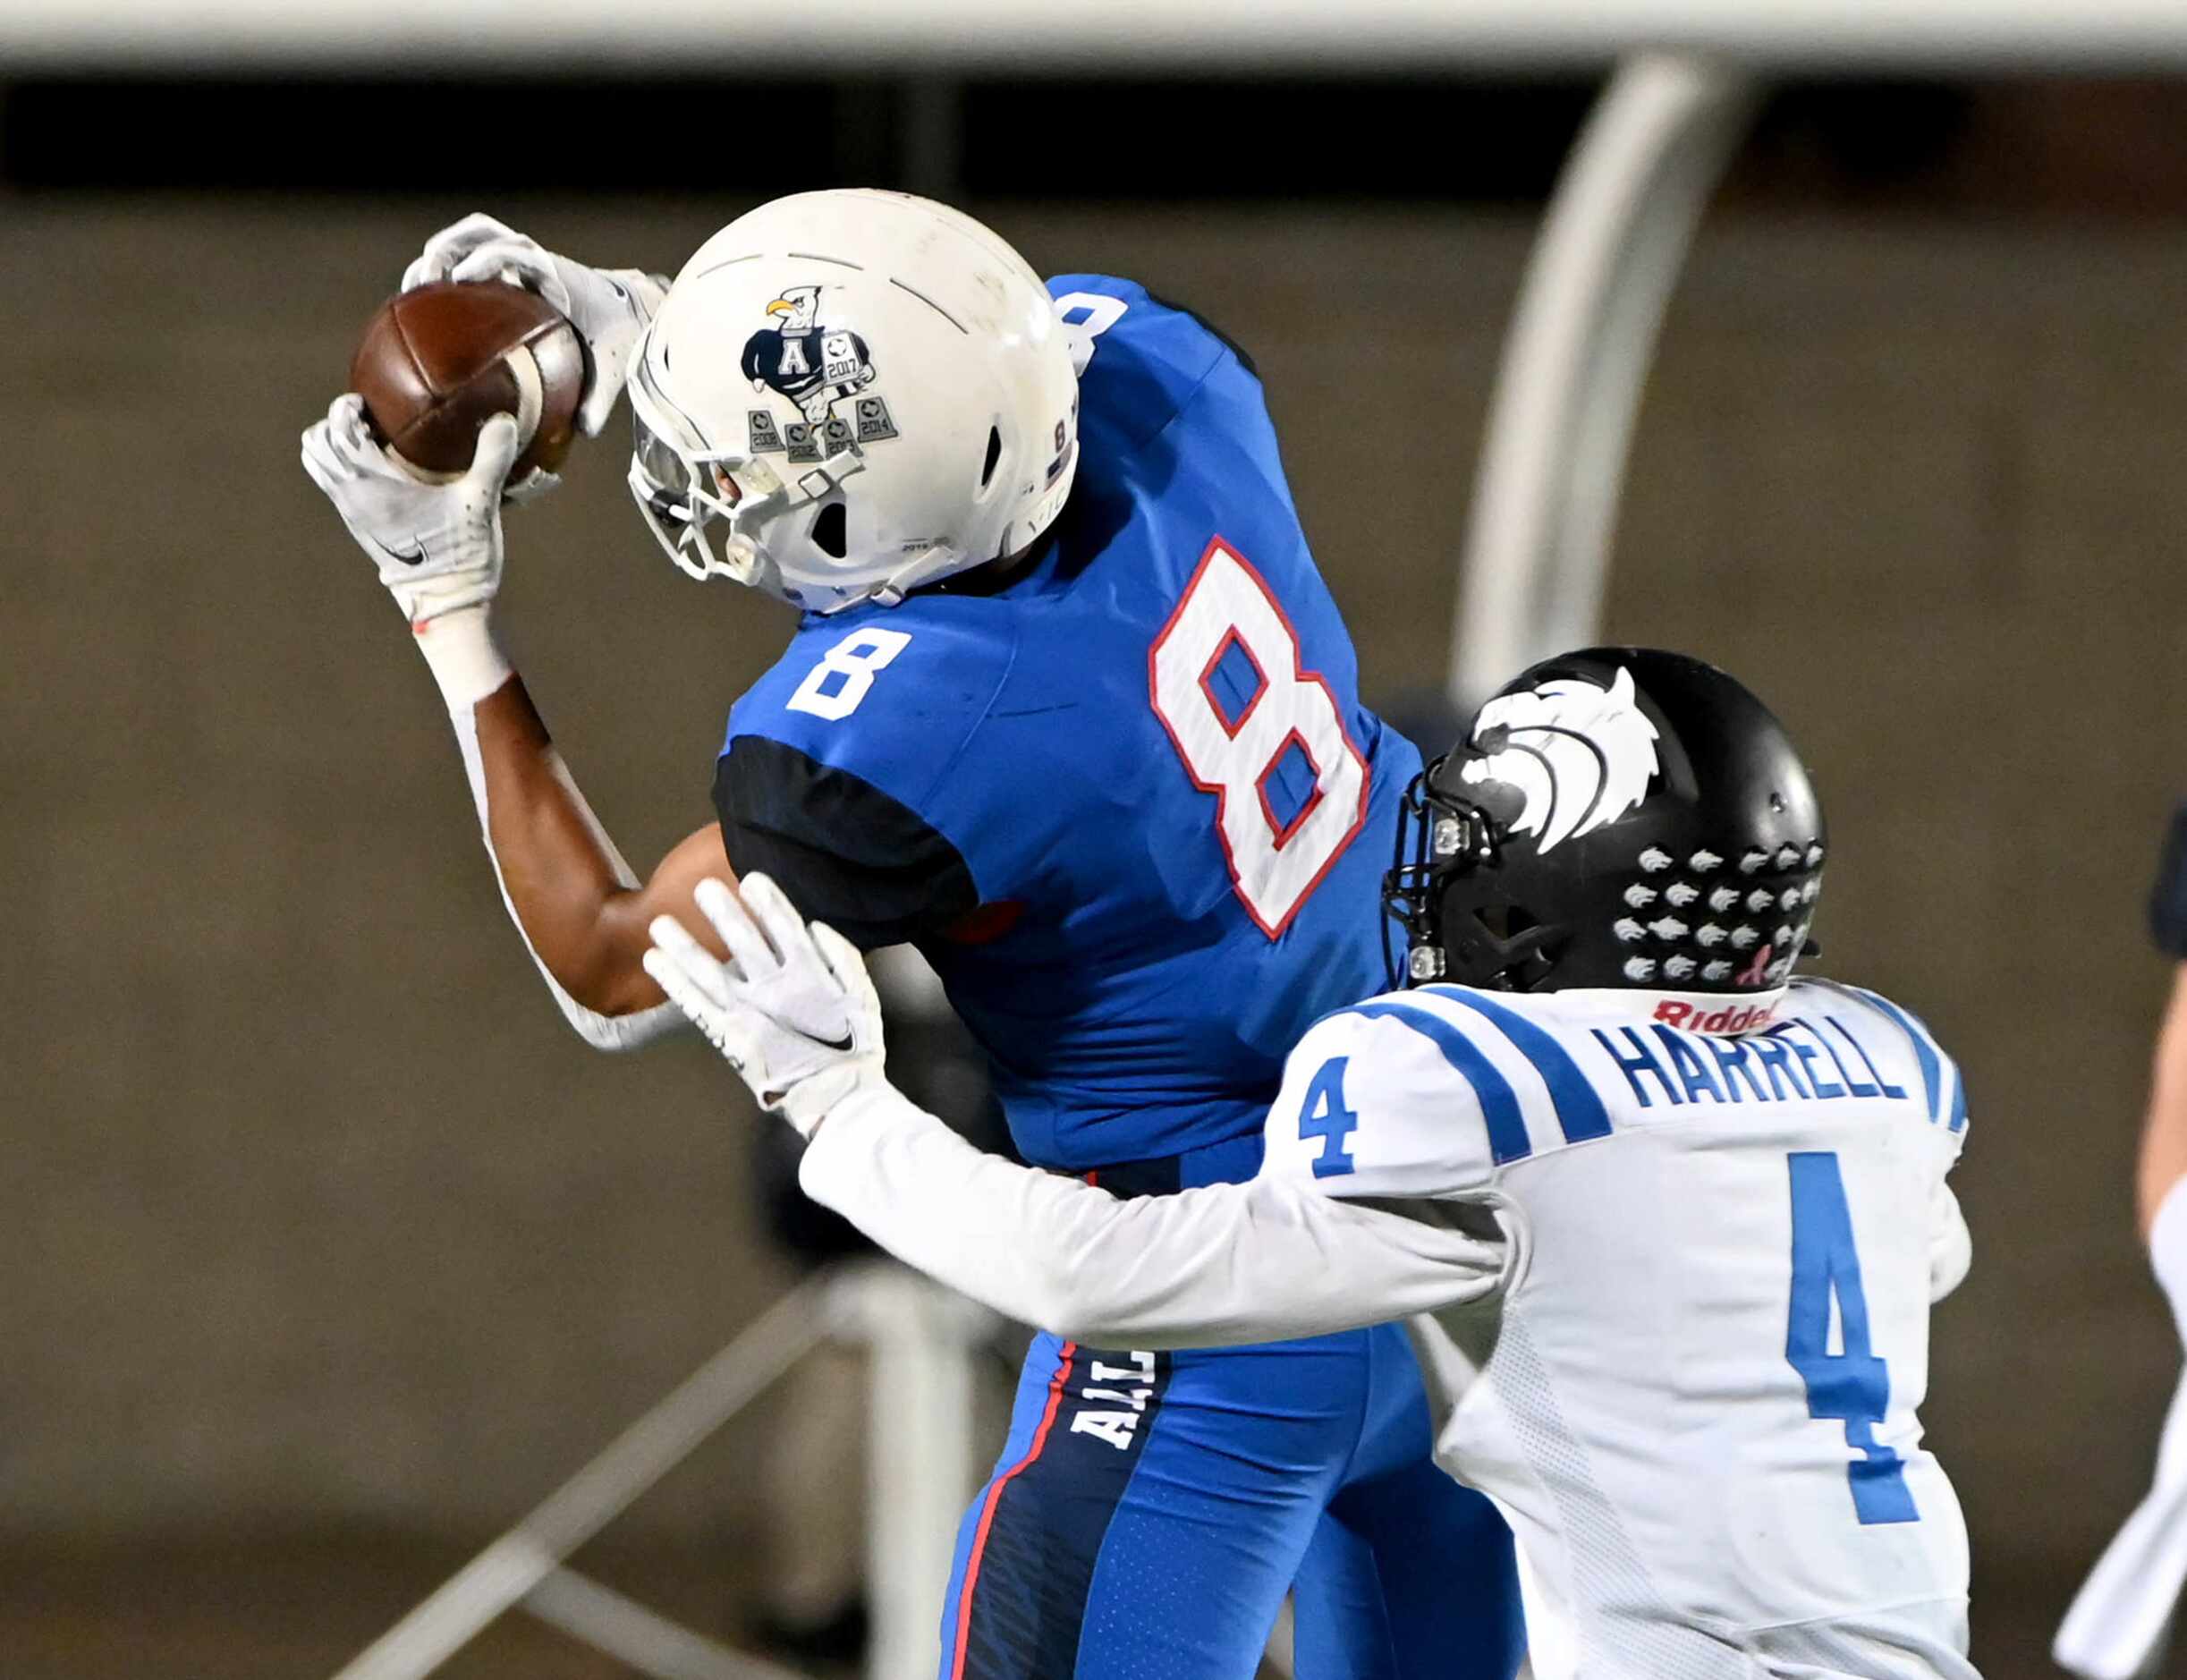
[935,1321,1525,1680]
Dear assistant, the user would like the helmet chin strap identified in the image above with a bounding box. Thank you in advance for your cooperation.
[860,541,967,610]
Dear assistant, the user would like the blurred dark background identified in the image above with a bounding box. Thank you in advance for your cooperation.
[4,65,2186,1680]
[4,74,2186,210]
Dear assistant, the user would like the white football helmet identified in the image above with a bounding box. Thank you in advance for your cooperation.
[626,190,1080,614]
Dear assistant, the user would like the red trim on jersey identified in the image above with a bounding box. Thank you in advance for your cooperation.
[1196,623,1269,741]
[1146,536,1374,942]
[1256,725,1327,850]
[948,1339,1080,1680]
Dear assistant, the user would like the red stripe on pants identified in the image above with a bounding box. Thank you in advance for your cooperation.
[949,1340,1081,1680]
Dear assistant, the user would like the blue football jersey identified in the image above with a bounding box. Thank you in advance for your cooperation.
[718,276,1420,1172]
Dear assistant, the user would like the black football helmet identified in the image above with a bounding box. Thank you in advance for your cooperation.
[1385,648,1826,995]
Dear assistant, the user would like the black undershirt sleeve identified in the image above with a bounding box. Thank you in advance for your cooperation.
[2151,801,2187,959]
[713,736,980,952]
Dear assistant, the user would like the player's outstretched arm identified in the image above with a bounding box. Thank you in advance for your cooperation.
[802,1089,1507,1347]
[301,395,729,1049]
[470,676,739,1022]
[644,875,1508,1346]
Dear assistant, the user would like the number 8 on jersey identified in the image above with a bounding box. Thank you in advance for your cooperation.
[788,627,914,721]
[1150,539,1370,939]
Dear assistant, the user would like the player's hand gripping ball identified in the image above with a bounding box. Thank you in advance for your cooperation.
[400,213,668,437]
[305,276,587,623]
[349,279,585,487]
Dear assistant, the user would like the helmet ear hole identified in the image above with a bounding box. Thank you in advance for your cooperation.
[979,425,1003,491]
[810,499,848,560]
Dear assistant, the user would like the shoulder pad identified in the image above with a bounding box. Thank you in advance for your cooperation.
[728,605,1013,803]
[1789,979,1969,1135]
[724,604,1029,894]
[1047,275,1242,452]
[1261,987,1609,1198]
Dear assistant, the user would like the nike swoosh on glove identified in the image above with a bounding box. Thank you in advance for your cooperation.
[644,874,886,1140]
[301,394,528,626]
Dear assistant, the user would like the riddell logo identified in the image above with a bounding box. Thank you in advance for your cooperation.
[1653,997,1780,1034]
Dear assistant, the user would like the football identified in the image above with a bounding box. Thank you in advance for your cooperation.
[350,279,585,481]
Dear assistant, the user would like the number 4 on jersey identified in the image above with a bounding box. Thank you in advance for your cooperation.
[1298,1056,1358,1178]
[1785,1151,1920,1526]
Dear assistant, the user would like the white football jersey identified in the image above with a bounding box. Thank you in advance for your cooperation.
[1255,978,1976,1680]
[796,971,1976,1677]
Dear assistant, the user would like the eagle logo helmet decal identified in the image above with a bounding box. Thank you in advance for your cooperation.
[1461,666,1661,853]
[741,284,885,423]
[738,283,902,461]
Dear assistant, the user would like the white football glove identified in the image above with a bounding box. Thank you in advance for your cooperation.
[301,393,549,625]
[403,213,667,437]
[643,874,886,1140]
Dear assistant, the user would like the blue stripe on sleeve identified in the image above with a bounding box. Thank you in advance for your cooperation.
[1426,987,1615,1145]
[1345,1002,1532,1165]
[1946,1068,1968,1133]
[1847,987,1942,1123]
